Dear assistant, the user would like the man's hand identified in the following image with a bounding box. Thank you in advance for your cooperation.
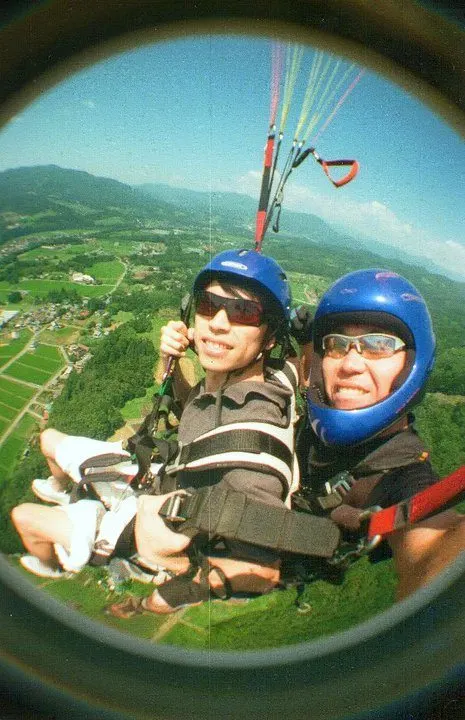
[159,320,195,369]
[290,304,313,345]
[135,492,192,570]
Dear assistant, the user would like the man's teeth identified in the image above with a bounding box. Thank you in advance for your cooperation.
[336,386,366,395]
[205,340,228,351]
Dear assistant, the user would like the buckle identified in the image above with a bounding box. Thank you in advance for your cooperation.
[318,471,356,511]
[158,491,190,524]
[328,505,383,568]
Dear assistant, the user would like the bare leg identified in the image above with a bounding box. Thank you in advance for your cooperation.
[144,556,280,614]
[11,503,71,567]
[40,428,70,484]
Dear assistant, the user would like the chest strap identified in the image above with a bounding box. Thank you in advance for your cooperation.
[172,429,292,470]
[165,422,296,494]
[159,485,341,559]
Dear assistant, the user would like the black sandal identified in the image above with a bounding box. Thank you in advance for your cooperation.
[153,574,212,612]
[106,595,148,619]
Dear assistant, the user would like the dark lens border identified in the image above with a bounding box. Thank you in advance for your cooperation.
[1,2,464,719]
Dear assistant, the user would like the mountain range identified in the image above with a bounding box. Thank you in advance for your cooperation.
[0,164,459,280]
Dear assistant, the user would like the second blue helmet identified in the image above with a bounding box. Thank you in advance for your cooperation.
[307,269,436,446]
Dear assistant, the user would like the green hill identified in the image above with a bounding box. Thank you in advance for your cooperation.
[0,165,193,242]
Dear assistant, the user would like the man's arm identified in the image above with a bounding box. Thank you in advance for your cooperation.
[134,489,282,590]
[388,509,465,600]
[155,320,199,407]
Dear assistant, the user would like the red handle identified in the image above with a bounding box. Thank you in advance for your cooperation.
[319,158,359,188]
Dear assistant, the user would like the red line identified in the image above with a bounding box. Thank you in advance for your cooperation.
[311,69,365,145]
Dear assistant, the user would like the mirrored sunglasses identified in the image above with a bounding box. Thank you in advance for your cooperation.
[194,289,264,327]
[322,333,406,360]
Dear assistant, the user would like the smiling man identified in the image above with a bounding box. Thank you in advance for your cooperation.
[12,249,301,615]
[302,269,465,599]
[321,324,407,411]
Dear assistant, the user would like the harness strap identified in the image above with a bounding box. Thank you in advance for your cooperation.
[367,464,465,540]
[173,430,292,470]
[158,485,341,559]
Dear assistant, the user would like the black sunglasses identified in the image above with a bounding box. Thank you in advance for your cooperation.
[194,289,264,326]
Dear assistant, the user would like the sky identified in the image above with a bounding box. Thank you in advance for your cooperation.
[0,34,464,280]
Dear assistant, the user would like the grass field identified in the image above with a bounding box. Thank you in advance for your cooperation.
[120,383,158,421]
[90,259,125,283]
[0,414,37,480]
[18,244,91,261]
[0,403,21,421]
[5,345,64,385]
[0,377,36,406]
[8,554,397,651]
[40,326,80,345]
[0,280,111,300]
[0,340,65,479]
[0,330,33,368]
[288,271,329,305]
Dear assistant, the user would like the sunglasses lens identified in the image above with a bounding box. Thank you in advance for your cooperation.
[323,334,403,359]
[195,291,263,326]
[323,335,348,358]
[230,297,263,326]
[195,293,216,317]
[360,335,398,359]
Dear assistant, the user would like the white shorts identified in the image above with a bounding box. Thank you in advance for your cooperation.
[54,435,130,484]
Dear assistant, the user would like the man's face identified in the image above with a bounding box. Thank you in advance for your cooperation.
[194,281,273,380]
[322,324,407,410]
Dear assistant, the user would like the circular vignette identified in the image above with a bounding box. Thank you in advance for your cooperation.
[0,1,464,719]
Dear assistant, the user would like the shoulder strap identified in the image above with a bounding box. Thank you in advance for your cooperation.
[267,359,301,501]
[174,428,292,468]
[165,420,295,492]
[354,427,430,477]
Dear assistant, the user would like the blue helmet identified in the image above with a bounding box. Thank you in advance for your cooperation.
[308,269,436,446]
[193,249,292,328]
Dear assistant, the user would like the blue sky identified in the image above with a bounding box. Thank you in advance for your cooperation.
[0,34,464,279]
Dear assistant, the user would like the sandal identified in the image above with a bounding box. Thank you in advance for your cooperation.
[106,595,149,619]
[146,574,212,614]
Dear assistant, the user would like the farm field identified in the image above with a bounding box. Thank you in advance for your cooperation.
[0,413,37,480]
[287,271,328,305]
[0,280,110,301]
[4,344,64,385]
[0,341,66,473]
[0,330,33,367]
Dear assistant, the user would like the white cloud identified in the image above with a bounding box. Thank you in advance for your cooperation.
[82,99,96,109]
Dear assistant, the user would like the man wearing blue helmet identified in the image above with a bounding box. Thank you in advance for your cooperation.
[302,269,465,599]
[13,249,301,614]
